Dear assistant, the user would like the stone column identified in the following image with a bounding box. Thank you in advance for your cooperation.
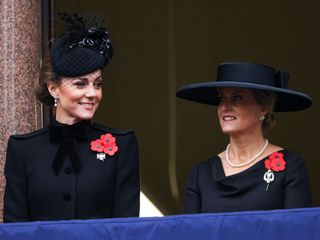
[0,0,41,222]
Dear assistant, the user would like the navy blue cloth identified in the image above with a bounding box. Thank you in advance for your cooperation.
[176,61,312,111]
[0,208,320,240]
[185,150,312,213]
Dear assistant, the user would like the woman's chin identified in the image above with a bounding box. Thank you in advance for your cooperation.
[221,128,237,134]
[78,115,94,121]
[221,128,244,137]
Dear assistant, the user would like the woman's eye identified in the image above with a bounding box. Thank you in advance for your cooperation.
[73,81,86,87]
[218,96,225,102]
[233,95,243,101]
[93,81,102,88]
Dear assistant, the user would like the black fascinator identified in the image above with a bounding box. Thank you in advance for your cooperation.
[51,13,114,77]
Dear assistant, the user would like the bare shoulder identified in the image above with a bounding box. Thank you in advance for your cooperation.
[217,151,225,161]
[266,143,284,155]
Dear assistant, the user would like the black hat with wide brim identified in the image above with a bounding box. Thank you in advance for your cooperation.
[176,62,312,112]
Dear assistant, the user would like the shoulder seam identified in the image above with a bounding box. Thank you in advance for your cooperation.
[92,123,134,136]
[10,127,49,139]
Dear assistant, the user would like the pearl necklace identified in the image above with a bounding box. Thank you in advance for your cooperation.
[225,139,269,168]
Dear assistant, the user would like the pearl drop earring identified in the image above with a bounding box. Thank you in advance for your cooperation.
[54,97,58,107]
[259,115,265,121]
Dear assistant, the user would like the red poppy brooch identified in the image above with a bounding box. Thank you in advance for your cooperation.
[263,152,286,191]
[90,133,118,162]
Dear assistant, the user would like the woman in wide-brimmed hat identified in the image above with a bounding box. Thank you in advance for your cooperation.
[176,61,312,213]
[3,14,140,222]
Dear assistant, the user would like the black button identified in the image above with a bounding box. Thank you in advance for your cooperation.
[62,193,71,201]
[64,167,72,174]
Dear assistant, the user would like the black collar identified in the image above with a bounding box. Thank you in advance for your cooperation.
[49,119,91,175]
[49,119,90,142]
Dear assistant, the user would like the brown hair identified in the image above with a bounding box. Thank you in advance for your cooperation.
[252,89,277,136]
[35,55,62,106]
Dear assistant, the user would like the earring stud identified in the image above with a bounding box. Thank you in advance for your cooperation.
[259,115,265,121]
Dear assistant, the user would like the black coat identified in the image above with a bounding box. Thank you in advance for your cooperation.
[4,121,140,222]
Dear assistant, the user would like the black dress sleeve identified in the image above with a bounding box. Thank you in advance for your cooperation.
[111,133,140,217]
[284,154,312,208]
[184,164,201,213]
[3,137,30,222]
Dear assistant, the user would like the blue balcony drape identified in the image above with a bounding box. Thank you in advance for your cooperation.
[0,207,319,240]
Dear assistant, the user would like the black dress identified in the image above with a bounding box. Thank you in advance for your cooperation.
[4,120,140,222]
[184,149,312,213]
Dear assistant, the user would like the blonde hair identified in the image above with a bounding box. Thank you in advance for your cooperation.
[252,89,277,136]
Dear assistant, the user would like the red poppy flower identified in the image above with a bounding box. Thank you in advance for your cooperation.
[101,133,116,144]
[103,141,119,156]
[90,133,118,157]
[90,139,105,152]
[264,152,286,172]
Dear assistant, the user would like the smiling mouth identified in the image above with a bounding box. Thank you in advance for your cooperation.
[223,116,237,121]
[79,102,95,108]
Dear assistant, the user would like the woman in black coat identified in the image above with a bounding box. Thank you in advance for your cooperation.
[176,62,313,213]
[4,17,140,222]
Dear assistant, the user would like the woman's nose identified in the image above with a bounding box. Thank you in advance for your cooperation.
[219,100,232,111]
[85,85,97,97]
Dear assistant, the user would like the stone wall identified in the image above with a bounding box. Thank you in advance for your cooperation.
[0,0,41,222]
